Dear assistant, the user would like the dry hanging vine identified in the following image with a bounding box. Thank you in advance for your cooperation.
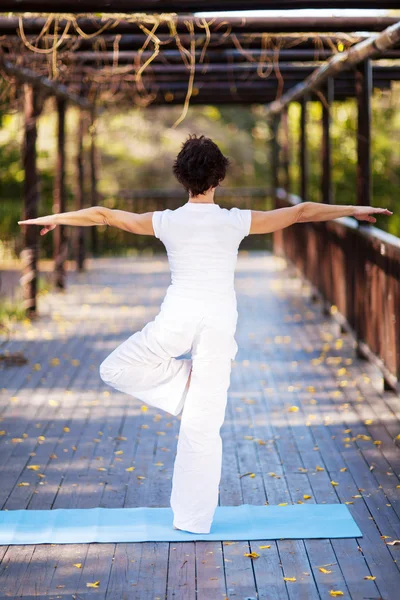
[0,12,366,121]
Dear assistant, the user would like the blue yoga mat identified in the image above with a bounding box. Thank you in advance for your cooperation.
[0,504,362,544]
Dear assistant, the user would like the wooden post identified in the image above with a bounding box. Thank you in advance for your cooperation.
[282,105,290,193]
[75,110,86,272]
[53,97,67,288]
[299,95,308,201]
[89,108,99,256]
[21,84,41,317]
[270,113,280,202]
[355,59,372,206]
[321,77,333,204]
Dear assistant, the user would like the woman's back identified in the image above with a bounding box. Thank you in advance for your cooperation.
[152,202,252,300]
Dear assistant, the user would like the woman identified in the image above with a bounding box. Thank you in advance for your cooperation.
[19,134,392,534]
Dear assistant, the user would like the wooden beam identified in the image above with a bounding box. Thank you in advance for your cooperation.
[265,21,400,115]
[53,97,68,289]
[75,111,86,272]
[0,2,399,13]
[20,85,41,317]
[0,56,92,109]
[0,16,398,35]
[321,77,334,204]
[356,59,372,207]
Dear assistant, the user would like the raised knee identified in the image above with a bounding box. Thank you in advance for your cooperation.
[99,357,117,386]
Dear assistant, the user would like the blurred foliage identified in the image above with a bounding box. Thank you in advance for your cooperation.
[0,84,399,260]
[285,85,400,236]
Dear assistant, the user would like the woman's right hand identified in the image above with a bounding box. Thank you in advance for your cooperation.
[18,216,57,236]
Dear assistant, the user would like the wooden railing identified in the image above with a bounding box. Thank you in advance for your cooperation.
[274,188,400,392]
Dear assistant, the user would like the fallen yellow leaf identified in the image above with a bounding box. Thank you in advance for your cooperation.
[303,495,312,500]
[329,591,344,596]
[283,577,296,582]
[364,575,376,580]
[259,545,271,549]
[386,540,400,546]
[331,481,339,486]
[319,567,332,574]
[73,563,82,568]
[86,581,100,588]
[244,552,260,559]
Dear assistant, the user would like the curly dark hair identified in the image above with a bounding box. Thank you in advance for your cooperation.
[173,134,230,196]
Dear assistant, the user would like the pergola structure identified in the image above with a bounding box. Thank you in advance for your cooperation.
[0,3,400,387]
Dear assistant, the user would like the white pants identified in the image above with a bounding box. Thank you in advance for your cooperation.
[99,292,238,533]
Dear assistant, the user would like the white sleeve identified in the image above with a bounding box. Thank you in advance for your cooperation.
[152,211,163,239]
[230,207,252,239]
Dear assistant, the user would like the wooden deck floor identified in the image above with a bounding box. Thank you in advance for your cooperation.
[1,250,400,600]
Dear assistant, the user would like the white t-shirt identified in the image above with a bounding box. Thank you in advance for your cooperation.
[152,201,252,304]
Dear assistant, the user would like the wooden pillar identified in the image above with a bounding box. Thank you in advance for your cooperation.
[355,59,372,207]
[89,108,99,256]
[321,78,334,204]
[299,95,308,202]
[21,84,41,317]
[53,97,67,289]
[282,105,290,193]
[270,113,280,204]
[75,110,86,272]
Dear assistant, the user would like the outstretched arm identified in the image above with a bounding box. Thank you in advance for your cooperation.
[18,206,156,236]
[249,202,393,235]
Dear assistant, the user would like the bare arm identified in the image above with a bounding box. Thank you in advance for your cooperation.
[249,201,393,234]
[18,206,156,236]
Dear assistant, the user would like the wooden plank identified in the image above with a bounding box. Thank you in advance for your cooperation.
[2,252,400,600]
[279,257,400,598]
[244,307,343,599]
